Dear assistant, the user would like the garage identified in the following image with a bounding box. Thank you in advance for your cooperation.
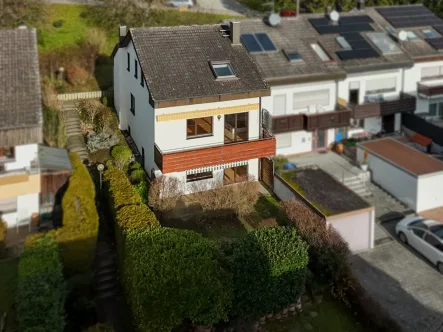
[357,138,443,213]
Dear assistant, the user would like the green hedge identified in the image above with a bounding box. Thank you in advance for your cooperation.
[117,205,160,232]
[124,228,232,332]
[17,235,66,332]
[104,168,141,211]
[26,152,99,276]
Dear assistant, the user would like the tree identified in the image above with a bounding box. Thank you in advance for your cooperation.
[0,0,48,28]
[123,228,232,331]
[228,226,309,319]
[82,28,107,76]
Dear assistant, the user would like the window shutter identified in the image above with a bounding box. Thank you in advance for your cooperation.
[293,90,329,110]
[273,95,286,116]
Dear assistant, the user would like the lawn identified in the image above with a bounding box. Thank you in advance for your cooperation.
[0,258,19,331]
[265,296,366,332]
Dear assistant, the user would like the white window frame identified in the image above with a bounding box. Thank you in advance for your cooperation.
[421,66,443,80]
[292,89,330,111]
[276,133,292,149]
[365,77,396,95]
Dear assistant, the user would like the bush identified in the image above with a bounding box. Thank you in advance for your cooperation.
[134,180,148,205]
[43,106,66,148]
[130,162,141,170]
[101,96,108,107]
[66,65,89,86]
[227,226,308,318]
[86,132,119,153]
[17,235,66,332]
[81,28,107,75]
[52,19,64,28]
[78,100,118,135]
[130,169,146,184]
[27,153,99,276]
[123,228,232,331]
[111,145,132,170]
[273,156,289,173]
[104,168,141,211]
[117,205,160,232]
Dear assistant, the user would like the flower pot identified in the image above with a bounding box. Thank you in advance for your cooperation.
[259,316,266,325]
[335,142,344,154]
[360,163,368,171]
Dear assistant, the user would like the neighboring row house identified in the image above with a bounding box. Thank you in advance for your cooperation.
[112,3,443,191]
[0,27,72,229]
[112,24,276,193]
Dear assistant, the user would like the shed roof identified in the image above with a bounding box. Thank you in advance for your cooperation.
[359,138,443,176]
[125,25,270,105]
[0,28,42,146]
[38,145,72,172]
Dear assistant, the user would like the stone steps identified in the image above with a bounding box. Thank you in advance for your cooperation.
[60,100,88,160]
[343,175,372,198]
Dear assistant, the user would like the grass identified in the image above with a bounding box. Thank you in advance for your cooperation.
[265,296,366,332]
[0,258,19,331]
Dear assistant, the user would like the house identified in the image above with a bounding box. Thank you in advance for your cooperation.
[228,3,443,156]
[0,27,43,229]
[112,23,276,193]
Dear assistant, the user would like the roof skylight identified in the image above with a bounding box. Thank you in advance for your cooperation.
[284,50,303,62]
[366,32,402,55]
[407,31,418,40]
[210,62,235,78]
[311,44,331,62]
[336,37,352,50]
[423,29,438,39]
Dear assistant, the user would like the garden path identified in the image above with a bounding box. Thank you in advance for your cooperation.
[60,101,88,161]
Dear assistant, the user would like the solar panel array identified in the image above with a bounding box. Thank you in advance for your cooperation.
[336,32,380,61]
[309,15,374,35]
[426,37,443,50]
[376,6,443,28]
[240,33,277,53]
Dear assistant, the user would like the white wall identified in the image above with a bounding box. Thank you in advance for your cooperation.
[416,172,443,212]
[404,61,443,93]
[273,175,297,201]
[4,144,38,171]
[276,131,312,156]
[357,146,418,211]
[155,97,260,152]
[2,193,39,228]
[364,117,382,134]
[114,40,155,174]
[327,209,375,253]
[338,69,403,104]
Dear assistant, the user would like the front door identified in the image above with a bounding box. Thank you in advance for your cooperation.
[382,114,395,133]
[313,130,327,151]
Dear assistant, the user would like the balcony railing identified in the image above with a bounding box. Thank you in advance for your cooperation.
[271,114,304,134]
[304,107,351,131]
[350,93,416,119]
[154,129,276,174]
[417,82,443,97]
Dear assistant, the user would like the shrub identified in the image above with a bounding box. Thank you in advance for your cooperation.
[117,205,160,232]
[227,226,308,318]
[17,235,66,332]
[26,153,99,276]
[81,28,107,75]
[123,228,232,331]
[101,96,108,107]
[111,145,132,170]
[86,132,119,153]
[134,180,148,205]
[52,19,64,28]
[104,168,141,211]
[66,65,89,86]
[130,169,146,184]
[130,162,141,170]
[43,106,65,148]
[273,156,289,173]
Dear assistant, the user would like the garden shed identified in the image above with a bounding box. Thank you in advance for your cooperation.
[357,138,443,213]
[273,167,375,253]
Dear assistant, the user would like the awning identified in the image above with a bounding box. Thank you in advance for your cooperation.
[186,160,248,175]
[411,133,432,147]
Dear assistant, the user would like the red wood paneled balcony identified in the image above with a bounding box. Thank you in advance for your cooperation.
[417,82,443,97]
[154,130,276,174]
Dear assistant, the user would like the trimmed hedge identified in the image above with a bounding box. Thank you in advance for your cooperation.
[124,228,232,332]
[117,205,160,232]
[26,153,99,276]
[17,235,66,332]
[104,168,141,211]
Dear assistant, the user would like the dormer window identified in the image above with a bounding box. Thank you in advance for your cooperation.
[284,50,303,62]
[210,61,236,79]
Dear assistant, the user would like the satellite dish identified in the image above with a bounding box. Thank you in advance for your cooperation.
[329,10,340,22]
[268,13,281,27]
[398,30,408,41]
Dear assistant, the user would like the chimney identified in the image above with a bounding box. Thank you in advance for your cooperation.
[119,25,127,43]
[230,21,240,45]
[325,4,333,15]
[357,0,365,11]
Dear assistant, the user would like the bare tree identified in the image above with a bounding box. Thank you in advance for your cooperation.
[0,0,48,28]
[81,28,107,76]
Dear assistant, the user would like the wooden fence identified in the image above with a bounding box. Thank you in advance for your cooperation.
[57,90,114,101]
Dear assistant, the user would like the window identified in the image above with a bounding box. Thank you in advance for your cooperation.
[421,66,443,80]
[311,44,331,62]
[336,37,352,50]
[0,197,17,213]
[284,50,303,62]
[223,165,248,185]
[407,31,418,40]
[423,29,437,39]
[186,171,213,183]
[273,95,286,116]
[276,133,291,149]
[293,89,329,110]
[225,113,248,143]
[411,228,425,238]
[366,32,402,55]
[424,233,443,251]
[130,93,135,115]
[431,225,443,240]
[0,147,15,160]
[365,77,396,95]
[429,103,438,116]
[127,52,130,71]
[134,59,138,79]
[187,117,213,138]
[211,62,235,78]
[141,74,145,87]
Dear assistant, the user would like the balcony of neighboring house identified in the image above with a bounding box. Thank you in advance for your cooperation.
[304,105,352,131]
[154,128,276,174]
[349,92,416,120]
[417,81,443,98]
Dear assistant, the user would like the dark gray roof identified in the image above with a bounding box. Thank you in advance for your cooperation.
[38,145,72,171]
[0,28,42,138]
[129,25,270,103]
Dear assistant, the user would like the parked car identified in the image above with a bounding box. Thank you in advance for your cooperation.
[167,0,194,8]
[395,216,443,274]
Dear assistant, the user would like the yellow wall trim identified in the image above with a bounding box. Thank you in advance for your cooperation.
[0,173,41,199]
[156,103,260,122]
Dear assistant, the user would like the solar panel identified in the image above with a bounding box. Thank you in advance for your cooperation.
[340,16,374,24]
[255,33,277,51]
[433,25,443,35]
[240,34,262,53]
[340,32,364,41]
[314,25,341,34]
[426,37,443,49]
[348,40,372,49]
[340,23,374,33]
[309,15,374,35]
[309,18,329,27]
[377,6,443,29]
[336,49,380,60]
